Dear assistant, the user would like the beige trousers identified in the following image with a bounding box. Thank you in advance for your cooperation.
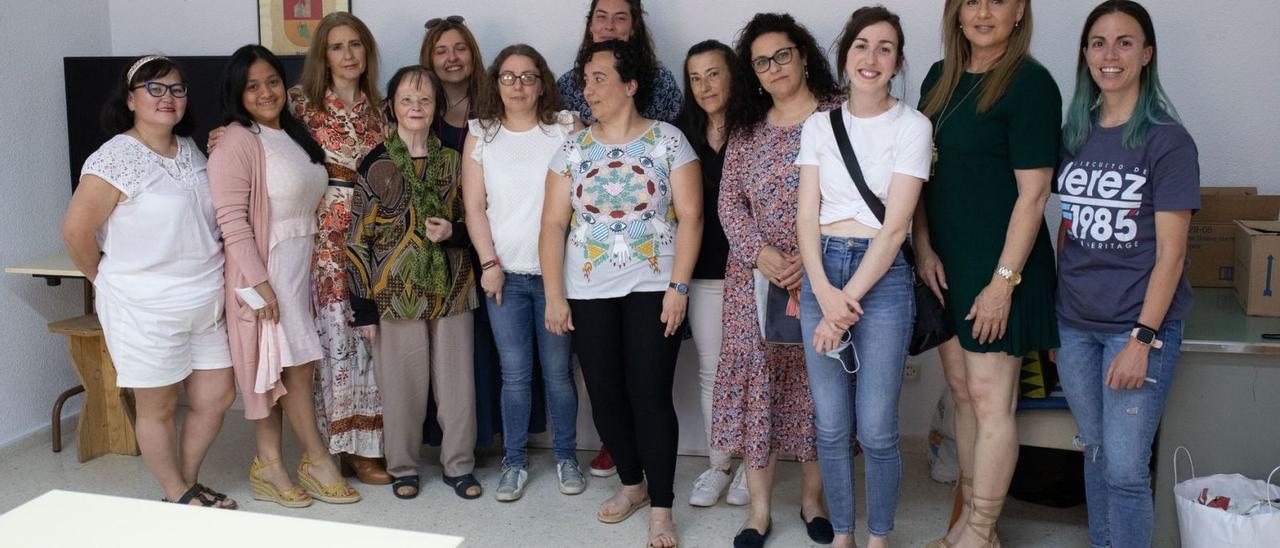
[373,313,476,478]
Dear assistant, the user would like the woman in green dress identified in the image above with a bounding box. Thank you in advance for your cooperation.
[914,1,1060,546]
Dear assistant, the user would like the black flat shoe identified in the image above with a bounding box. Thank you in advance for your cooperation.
[801,509,834,544]
[732,519,772,548]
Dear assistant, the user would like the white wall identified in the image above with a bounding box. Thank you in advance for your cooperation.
[0,1,112,446]
[5,0,1263,448]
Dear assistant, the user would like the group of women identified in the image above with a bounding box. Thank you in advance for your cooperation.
[61,1,1198,547]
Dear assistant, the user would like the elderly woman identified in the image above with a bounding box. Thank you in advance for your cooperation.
[346,65,481,501]
[63,55,237,509]
[540,38,701,548]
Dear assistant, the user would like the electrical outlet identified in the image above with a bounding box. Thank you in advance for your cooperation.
[903,362,919,381]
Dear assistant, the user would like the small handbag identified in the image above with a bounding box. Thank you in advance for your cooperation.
[754,269,803,345]
[828,108,952,356]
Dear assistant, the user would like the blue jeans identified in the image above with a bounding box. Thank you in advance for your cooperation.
[486,273,577,467]
[1056,321,1183,548]
[799,235,914,536]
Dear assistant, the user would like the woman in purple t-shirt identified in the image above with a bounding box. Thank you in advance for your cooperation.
[1054,3,1199,547]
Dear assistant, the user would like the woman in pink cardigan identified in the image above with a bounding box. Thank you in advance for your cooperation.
[208,45,360,508]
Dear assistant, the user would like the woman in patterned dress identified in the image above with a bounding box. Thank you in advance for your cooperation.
[289,12,389,484]
[713,13,841,546]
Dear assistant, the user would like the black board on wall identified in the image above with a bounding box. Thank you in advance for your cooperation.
[63,55,305,191]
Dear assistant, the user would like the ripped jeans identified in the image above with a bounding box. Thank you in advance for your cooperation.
[1056,321,1183,548]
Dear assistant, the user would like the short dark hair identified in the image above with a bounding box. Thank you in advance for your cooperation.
[835,6,906,89]
[219,44,324,164]
[384,65,445,125]
[101,56,196,136]
[725,13,840,137]
[676,40,738,153]
[574,39,656,114]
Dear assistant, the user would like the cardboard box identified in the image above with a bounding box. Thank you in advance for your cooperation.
[1188,187,1280,287]
[1233,220,1280,317]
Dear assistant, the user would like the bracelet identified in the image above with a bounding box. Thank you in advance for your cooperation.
[481,258,501,271]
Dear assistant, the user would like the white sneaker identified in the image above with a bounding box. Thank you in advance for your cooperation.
[688,466,733,507]
[725,465,750,506]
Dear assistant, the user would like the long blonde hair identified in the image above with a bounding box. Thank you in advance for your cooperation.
[921,0,1033,117]
[298,12,382,110]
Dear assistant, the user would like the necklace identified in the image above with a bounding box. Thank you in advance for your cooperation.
[931,74,986,176]
[446,93,469,113]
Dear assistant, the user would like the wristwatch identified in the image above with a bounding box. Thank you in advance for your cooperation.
[1131,323,1164,349]
[994,265,1022,287]
[668,281,690,295]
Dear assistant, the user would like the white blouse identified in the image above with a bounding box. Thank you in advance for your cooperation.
[83,134,224,309]
[468,110,575,275]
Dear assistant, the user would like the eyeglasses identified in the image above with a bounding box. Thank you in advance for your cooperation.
[751,46,798,73]
[498,72,542,86]
[425,15,464,29]
[131,81,189,98]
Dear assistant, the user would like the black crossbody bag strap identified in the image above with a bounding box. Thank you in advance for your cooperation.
[828,108,915,266]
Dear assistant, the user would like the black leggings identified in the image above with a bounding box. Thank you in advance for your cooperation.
[570,292,683,507]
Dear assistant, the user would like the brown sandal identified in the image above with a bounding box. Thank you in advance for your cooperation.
[967,493,1004,548]
[925,476,972,548]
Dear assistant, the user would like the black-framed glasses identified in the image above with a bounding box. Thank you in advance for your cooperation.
[131,81,189,98]
[751,46,798,73]
[425,15,464,29]
[498,72,542,87]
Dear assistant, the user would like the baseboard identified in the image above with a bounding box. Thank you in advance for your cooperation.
[0,413,80,459]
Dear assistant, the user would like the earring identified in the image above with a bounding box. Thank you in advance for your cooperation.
[1015,20,1022,28]
[804,67,809,79]
[757,86,764,95]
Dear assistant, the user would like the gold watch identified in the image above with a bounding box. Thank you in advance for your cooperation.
[994,265,1022,287]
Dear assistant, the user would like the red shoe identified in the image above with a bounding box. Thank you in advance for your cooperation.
[590,446,616,478]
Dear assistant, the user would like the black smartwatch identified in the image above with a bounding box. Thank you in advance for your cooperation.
[668,281,689,295]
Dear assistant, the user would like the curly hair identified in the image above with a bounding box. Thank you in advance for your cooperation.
[574,39,656,115]
[574,0,658,75]
[724,13,840,137]
[474,44,564,141]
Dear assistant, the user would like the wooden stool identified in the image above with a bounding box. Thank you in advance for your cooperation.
[47,315,139,462]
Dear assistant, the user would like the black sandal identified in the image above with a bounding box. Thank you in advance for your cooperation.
[391,475,420,500]
[442,473,482,500]
[162,484,216,507]
[194,483,238,509]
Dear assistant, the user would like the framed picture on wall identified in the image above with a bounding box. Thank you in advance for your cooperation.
[258,0,352,55]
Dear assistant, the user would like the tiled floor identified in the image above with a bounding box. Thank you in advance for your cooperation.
[0,416,1088,547]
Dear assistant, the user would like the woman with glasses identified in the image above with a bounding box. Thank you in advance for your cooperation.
[63,55,238,509]
[713,13,840,547]
[209,45,361,508]
[347,65,483,502]
[461,44,587,502]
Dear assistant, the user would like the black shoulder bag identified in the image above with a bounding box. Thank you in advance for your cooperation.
[828,108,952,356]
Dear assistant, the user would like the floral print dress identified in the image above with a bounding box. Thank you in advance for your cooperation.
[712,99,840,468]
[288,86,386,457]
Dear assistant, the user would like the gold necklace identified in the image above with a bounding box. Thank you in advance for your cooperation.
[931,75,986,175]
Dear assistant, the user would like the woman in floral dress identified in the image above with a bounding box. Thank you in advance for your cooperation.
[712,12,841,546]
[289,13,390,483]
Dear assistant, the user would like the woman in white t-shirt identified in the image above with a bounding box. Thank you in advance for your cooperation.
[461,44,585,502]
[63,56,237,508]
[794,8,931,547]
